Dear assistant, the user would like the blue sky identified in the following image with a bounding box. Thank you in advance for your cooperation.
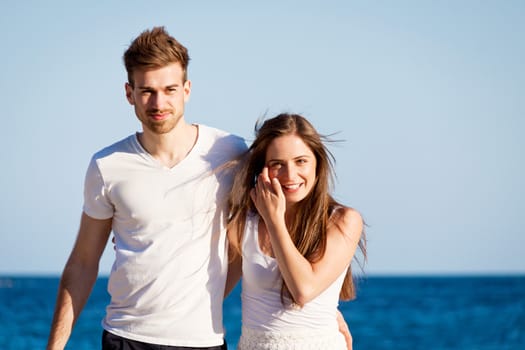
[1,0,523,275]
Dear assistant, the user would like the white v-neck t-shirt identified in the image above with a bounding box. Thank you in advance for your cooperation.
[83,124,247,346]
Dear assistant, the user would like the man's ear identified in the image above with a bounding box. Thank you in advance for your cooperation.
[125,82,134,105]
[183,80,192,102]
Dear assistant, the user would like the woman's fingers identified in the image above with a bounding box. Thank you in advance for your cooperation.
[271,177,281,194]
[261,166,271,185]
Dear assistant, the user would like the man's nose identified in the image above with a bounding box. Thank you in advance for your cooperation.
[150,92,167,109]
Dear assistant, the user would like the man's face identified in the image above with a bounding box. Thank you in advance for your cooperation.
[125,63,191,134]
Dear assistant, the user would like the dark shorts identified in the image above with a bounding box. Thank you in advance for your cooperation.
[102,330,228,350]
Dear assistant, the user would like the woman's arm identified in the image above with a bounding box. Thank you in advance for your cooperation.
[251,168,363,306]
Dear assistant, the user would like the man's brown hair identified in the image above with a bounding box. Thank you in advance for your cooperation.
[123,26,190,86]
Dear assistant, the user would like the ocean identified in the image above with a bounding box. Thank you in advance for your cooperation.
[0,275,523,349]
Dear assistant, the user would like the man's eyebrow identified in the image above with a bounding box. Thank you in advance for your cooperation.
[137,83,180,90]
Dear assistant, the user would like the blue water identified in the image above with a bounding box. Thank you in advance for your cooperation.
[0,276,523,349]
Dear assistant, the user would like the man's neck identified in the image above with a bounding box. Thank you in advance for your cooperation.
[138,122,198,168]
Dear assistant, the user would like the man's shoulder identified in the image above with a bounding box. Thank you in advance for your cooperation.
[197,124,247,151]
[91,134,137,161]
[198,123,242,139]
[195,124,247,168]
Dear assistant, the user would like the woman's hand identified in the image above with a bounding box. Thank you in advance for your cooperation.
[250,166,286,225]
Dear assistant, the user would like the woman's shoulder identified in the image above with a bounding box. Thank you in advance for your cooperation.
[331,205,361,220]
[330,206,363,238]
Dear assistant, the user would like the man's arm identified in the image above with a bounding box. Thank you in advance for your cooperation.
[337,309,353,350]
[224,227,242,298]
[47,213,112,350]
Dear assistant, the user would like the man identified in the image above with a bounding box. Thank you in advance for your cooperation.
[47,26,247,349]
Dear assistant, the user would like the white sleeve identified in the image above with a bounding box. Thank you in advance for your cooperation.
[82,156,114,219]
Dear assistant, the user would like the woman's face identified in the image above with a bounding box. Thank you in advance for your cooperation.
[265,134,317,206]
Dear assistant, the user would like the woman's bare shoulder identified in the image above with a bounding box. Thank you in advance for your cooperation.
[331,206,363,239]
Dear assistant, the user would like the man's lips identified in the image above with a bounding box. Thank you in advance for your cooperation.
[148,111,171,121]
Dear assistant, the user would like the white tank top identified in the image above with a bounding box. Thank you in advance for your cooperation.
[241,213,347,332]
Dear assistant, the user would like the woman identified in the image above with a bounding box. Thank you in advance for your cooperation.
[226,113,366,349]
